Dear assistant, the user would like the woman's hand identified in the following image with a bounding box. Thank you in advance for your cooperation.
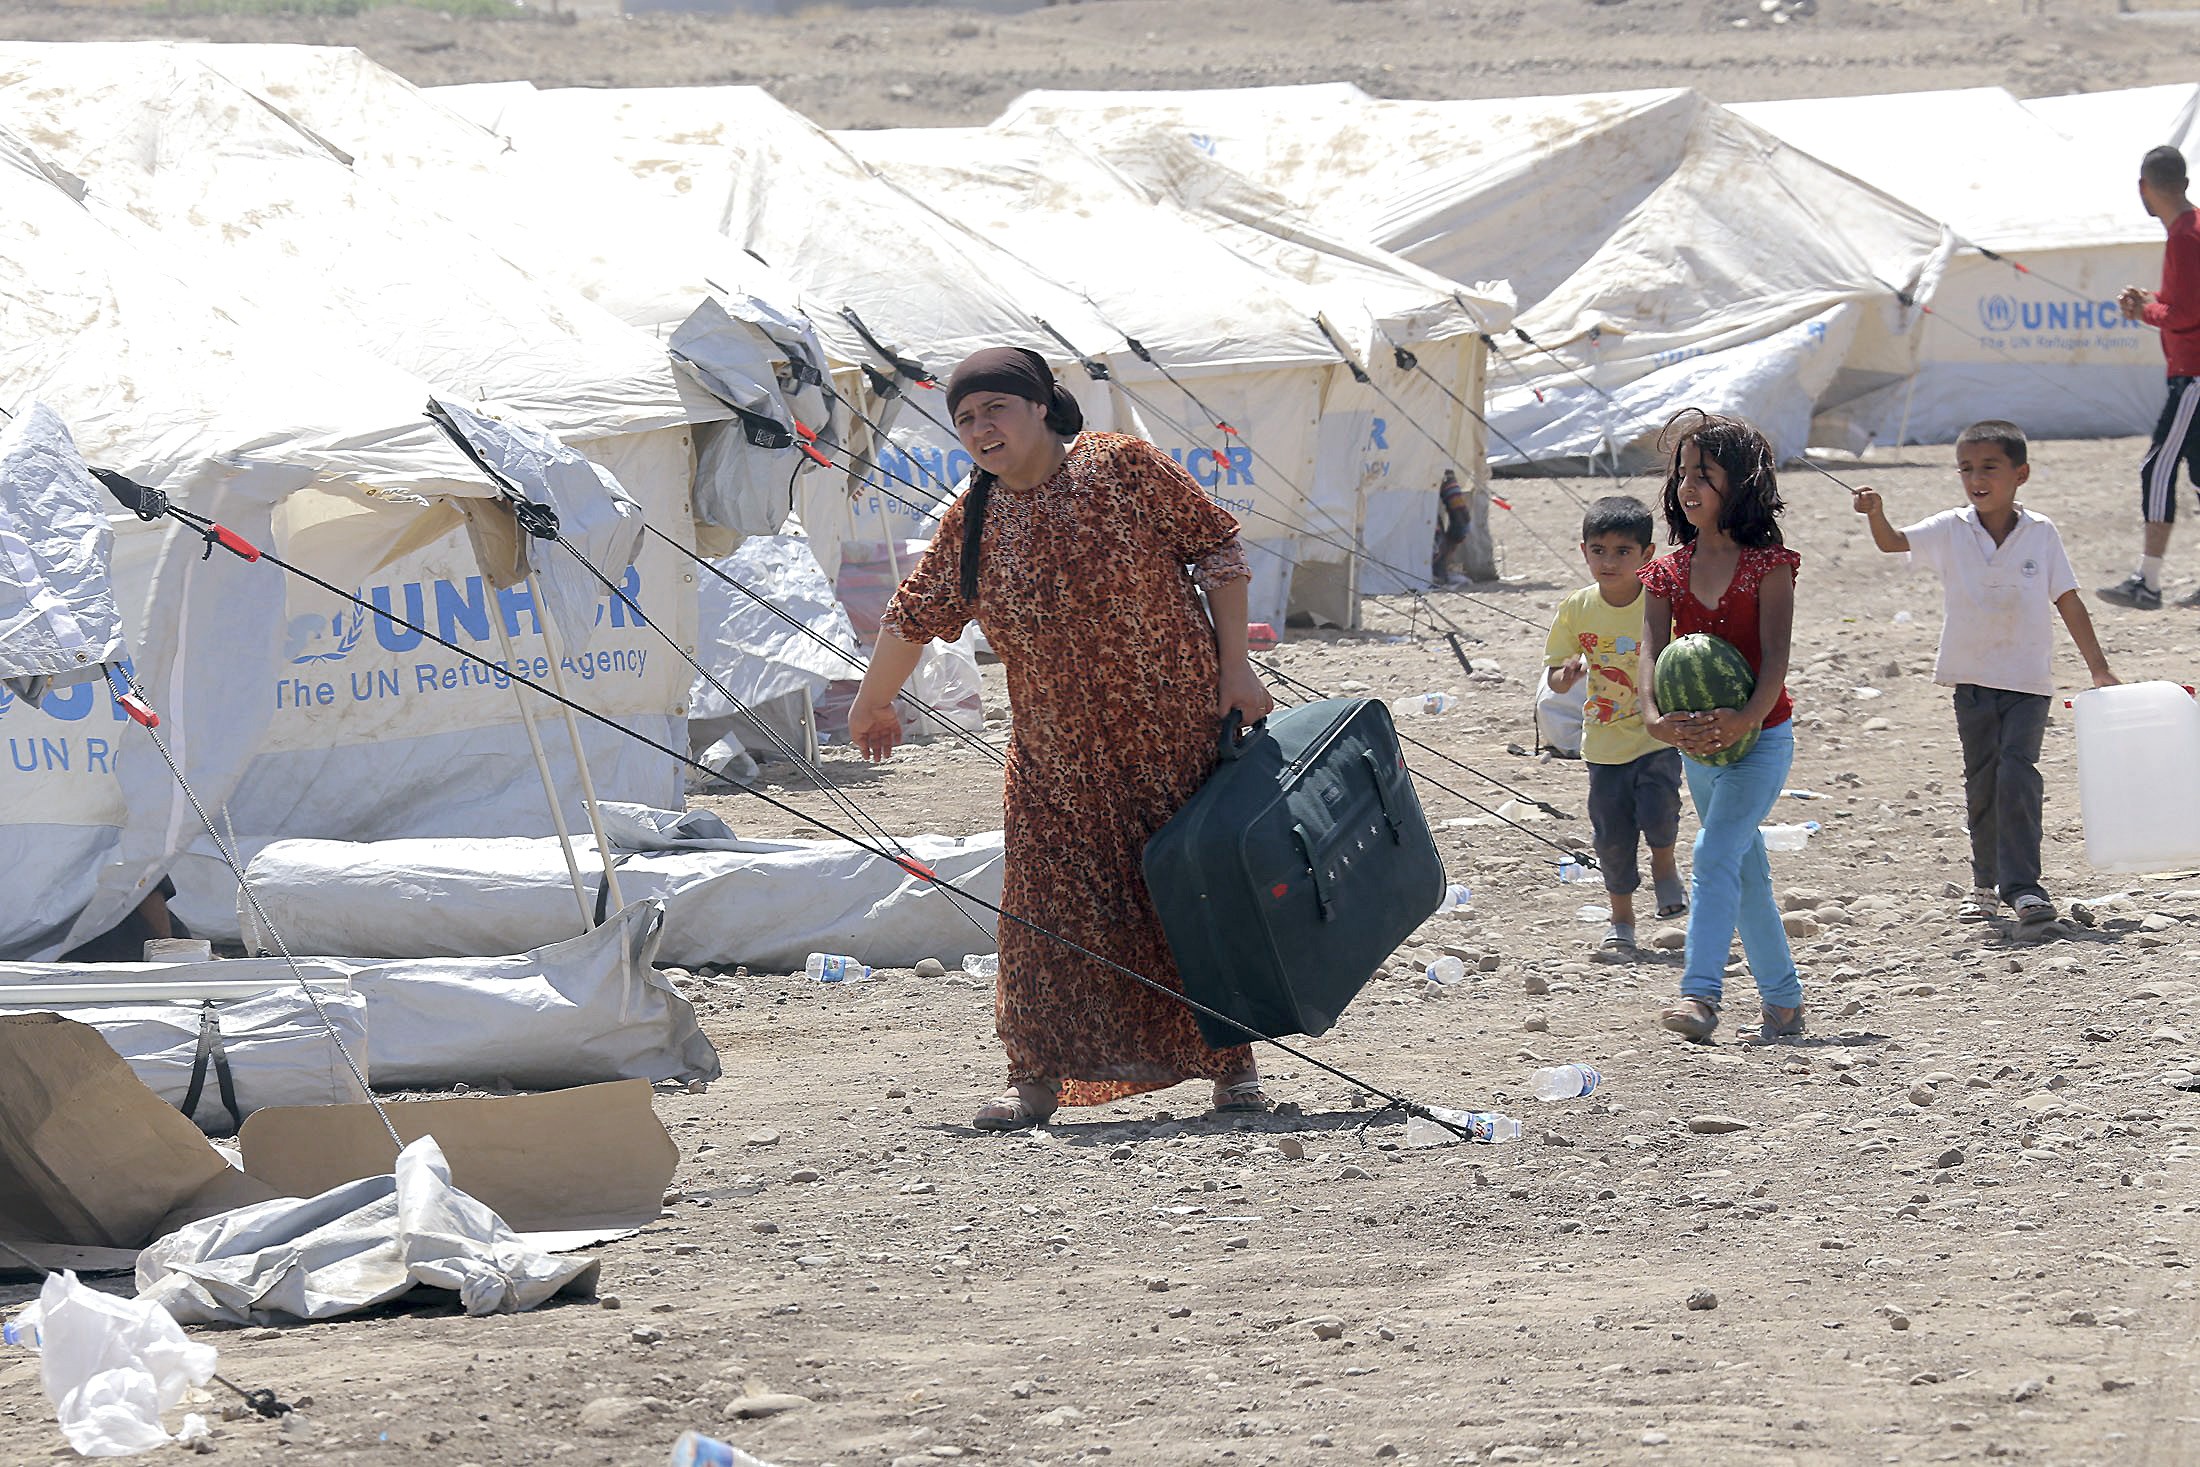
[1218,656,1274,729]
[848,694,904,763]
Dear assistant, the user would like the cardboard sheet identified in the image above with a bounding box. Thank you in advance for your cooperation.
[0,1014,282,1252]
[239,1080,676,1233]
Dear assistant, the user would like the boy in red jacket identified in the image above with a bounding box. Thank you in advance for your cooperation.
[2099,145,2200,611]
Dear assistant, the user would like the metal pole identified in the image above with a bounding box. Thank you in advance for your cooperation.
[491,602,593,927]
[529,570,628,915]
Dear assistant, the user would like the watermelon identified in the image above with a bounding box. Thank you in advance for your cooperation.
[1654,632,1759,767]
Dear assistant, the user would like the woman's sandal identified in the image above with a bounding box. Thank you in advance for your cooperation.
[1659,997,1720,1040]
[1212,1077,1275,1115]
[972,1080,1059,1132]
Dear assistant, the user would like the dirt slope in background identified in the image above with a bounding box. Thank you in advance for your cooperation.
[0,0,2191,129]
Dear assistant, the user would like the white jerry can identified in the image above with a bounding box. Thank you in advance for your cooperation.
[2074,681,2200,873]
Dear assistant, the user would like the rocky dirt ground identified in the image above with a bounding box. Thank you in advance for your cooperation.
[0,0,2195,129]
[9,435,2200,1465]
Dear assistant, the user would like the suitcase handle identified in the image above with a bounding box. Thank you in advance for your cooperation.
[1217,711,1267,762]
[1361,749,1404,843]
[1292,822,1336,922]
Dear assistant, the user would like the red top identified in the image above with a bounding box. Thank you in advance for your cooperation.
[2143,207,2200,378]
[1639,542,1801,731]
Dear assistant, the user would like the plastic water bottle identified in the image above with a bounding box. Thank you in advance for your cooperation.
[961,953,999,979]
[1556,857,1592,883]
[1406,1106,1522,1146]
[2,1318,39,1348]
[1393,692,1457,716]
[670,1431,773,1467]
[805,952,872,984]
[1530,1064,1601,1102]
[1442,883,1473,910]
[1759,821,1821,853]
[1425,956,1467,985]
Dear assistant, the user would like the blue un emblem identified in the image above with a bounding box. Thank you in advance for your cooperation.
[1978,295,2016,333]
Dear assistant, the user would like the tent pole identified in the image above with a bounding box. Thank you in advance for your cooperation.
[1894,310,1928,450]
[492,605,594,927]
[526,571,628,916]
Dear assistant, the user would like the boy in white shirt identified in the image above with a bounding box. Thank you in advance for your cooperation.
[1852,420,2119,926]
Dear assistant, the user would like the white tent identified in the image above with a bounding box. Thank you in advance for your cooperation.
[834,125,1508,611]
[177,44,836,545]
[0,44,715,937]
[998,84,1952,468]
[2027,83,2199,166]
[0,119,546,960]
[443,82,1476,624]
[1734,88,2169,444]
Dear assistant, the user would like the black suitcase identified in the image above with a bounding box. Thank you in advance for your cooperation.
[1143,697,1446,1049]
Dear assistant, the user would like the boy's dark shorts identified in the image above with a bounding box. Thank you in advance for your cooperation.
[1587,748,1684,895]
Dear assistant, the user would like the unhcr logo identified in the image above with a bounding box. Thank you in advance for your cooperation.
[1978,295,2017,333]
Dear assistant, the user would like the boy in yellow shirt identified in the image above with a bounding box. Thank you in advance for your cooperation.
[1544,496,1687,955]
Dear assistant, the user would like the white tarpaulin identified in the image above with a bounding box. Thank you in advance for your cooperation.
[999,84,1951,468]
[0,404,124,703]
[0,970,369,1136]
[1735,88,2169,444]
[136,1135,599,1326]
[306,901,719,1092]
[689,534,859,742]
[240,826,1005,971]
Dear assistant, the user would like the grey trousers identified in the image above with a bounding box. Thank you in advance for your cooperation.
[1952,684,2050,903]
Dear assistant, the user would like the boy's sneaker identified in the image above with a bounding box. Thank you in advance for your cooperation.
[2013,892,2058,926]
[2178,585,2200,609]
[2096,573,2162,610]
[1957,887,2000,922]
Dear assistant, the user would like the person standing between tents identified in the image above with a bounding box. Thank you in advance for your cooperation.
[2098,146,2200,611]
[849,347,1276,1131]
[1430,467,1473,585]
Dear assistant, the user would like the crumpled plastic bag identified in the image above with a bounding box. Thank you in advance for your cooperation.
[8,1270,215,1457]
[136,1134,598,1326]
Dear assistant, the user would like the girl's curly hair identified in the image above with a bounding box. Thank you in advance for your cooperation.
[1657,408,1785,548]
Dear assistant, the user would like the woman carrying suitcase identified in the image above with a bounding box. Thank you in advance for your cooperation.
[849,347,1275,1131]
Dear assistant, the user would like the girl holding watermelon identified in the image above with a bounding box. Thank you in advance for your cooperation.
[1636,411,1806,1043]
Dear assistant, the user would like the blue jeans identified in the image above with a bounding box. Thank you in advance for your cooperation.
[1680,720,1802,1010]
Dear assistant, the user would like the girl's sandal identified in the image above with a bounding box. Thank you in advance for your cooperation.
[1659,997,1720,1040]
[1212,1078,1275,1115]
[973,1080,1059,1132]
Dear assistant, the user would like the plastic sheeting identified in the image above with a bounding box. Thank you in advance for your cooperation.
[689,534,859,728]
[136,1135,599,1326]
[0,962,369,1135]
[0,403,125,701]
[320,902,719,1092]
[240,826,1004,971]
[11,1269,216,1456]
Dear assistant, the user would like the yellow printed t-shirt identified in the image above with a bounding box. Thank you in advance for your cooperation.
[1543,585,1663,765]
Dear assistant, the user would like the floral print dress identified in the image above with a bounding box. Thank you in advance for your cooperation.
[882,432,1254,1106]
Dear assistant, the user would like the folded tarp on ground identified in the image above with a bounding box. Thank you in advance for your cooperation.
[136,1134,599,1326]
[0,901,716,1098]
[0,961,367,1134]
[241,820,1004,970]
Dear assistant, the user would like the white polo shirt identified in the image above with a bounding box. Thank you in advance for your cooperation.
[1902,505,2078,696]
